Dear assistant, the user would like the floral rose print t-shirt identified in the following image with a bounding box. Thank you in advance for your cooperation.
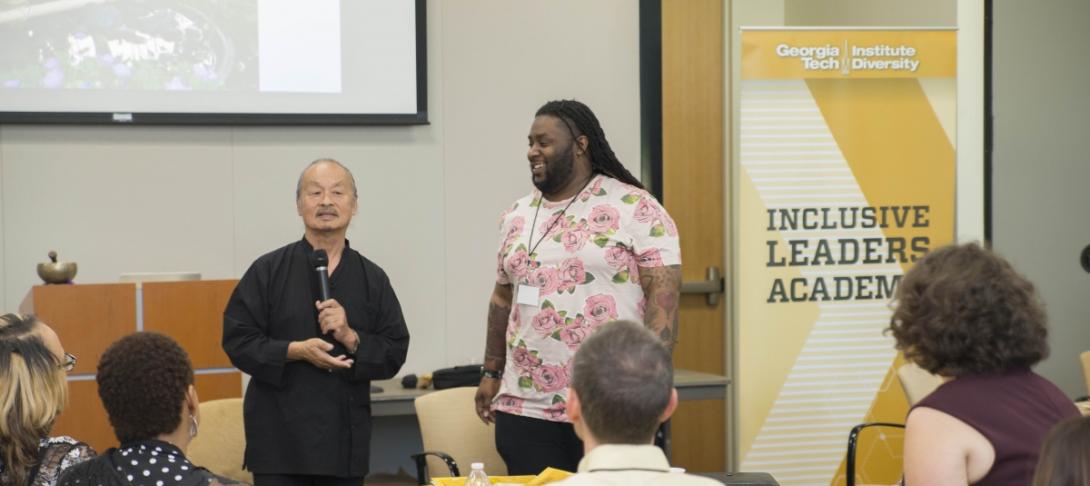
[492,174,681,422]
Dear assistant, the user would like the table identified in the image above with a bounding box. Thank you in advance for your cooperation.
[370,368,730,416]
[697,472,779,485]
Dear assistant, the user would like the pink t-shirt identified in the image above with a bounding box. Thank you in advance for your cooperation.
[492,174,681,422]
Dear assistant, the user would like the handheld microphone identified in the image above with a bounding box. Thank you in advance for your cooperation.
[313,249,331,302]
[312,249,339,349]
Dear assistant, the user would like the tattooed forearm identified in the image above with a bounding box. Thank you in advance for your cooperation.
[484,284,513,371]
[639,264,682,349]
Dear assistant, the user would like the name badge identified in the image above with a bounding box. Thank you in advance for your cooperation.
[516,284,540,307]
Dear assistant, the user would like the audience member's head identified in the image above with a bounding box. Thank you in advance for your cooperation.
[888,242,1048,376]
[0,313,72,485]
[1033,416,1090,486]
[568,320,676,447]
[96,332,199,448]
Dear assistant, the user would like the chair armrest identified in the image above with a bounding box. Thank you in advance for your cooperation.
[410,451,459,485]
[846,422,905,486]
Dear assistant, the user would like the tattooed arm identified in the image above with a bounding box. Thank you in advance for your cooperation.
[639,264,682,349]
[475,283,513,424]
[483,283,512,371]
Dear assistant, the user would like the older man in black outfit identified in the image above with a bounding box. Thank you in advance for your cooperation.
[223,159,410,486]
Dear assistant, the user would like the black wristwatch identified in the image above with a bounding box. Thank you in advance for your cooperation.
[480,367,503,380]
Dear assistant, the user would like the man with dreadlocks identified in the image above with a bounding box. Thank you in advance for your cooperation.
[474,99,682,474]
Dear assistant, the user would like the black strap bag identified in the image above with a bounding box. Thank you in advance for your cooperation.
[431,364,483,389]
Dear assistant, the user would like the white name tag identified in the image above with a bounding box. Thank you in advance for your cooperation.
[516,284,540,307]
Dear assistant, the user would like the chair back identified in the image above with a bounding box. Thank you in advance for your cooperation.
[846,422,905,486]
[414,387,506,477]
[1080,351,1090,396]
[896,362,944,405]
[187,398,252,483]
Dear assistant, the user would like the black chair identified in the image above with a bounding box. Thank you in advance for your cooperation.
[410,451,459,485]
[845,422,905,486]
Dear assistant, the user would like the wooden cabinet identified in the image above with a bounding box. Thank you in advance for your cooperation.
[32,281,243,452]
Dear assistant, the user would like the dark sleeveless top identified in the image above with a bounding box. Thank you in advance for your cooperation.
[912,369,1078,486]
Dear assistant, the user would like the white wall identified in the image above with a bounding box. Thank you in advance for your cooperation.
[956,0,985,243]
[0,0,640,377]
[783,0,954,26]
[992,0,1090,396]
[438,1,640,365]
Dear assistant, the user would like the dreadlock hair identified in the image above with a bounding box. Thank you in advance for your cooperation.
[535,99,645,190]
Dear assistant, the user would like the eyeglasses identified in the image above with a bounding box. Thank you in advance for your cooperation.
[60,352,77,372]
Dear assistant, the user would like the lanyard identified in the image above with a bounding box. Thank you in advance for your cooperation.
[526,176,595,257]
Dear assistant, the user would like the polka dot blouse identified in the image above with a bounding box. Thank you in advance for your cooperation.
[111,441,202,486]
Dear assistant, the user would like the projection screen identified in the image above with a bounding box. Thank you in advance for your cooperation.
[0,0,427,125]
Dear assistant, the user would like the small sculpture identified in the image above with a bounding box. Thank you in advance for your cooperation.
[37,251,78,284]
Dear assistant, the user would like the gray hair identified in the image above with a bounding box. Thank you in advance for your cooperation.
[295,158,359,200]
[572,320,673,444]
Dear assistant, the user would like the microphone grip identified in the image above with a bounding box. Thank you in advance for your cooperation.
[317,266,331,302]
[316,268,337,344]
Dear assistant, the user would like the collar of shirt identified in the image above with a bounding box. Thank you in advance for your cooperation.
[299,235,352,253]
[113,439,195,484]
[577,444,671,474]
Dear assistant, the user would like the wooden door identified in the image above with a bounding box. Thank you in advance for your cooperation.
[661,0,728,473]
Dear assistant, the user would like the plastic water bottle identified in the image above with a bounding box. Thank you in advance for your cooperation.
[465,462,490,486]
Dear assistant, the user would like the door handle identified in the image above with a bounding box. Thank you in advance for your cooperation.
[681,266,724,306]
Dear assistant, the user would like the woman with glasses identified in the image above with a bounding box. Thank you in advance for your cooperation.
[57,332,248,486]
[0,313,95,486]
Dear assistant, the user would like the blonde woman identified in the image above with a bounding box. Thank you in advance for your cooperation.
[0,314,94,486]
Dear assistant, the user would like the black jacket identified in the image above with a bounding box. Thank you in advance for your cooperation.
[222,238,410,477]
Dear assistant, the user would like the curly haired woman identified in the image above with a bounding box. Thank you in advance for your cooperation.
[890,243,1079,486]
[58,332,247,486]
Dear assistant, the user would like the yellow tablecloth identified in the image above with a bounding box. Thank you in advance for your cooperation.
[431,467,572,485]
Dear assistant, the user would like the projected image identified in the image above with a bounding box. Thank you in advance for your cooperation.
[0,0,258,91]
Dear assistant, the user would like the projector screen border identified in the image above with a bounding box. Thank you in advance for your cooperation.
[0,0,429,127]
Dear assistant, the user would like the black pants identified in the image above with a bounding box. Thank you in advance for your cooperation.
[253,474,364,486]
[494,411,584,475]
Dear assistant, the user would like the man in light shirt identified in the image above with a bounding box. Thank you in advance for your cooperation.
[553,321,718,486]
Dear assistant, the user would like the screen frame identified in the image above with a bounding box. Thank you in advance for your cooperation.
[0,0,428,126]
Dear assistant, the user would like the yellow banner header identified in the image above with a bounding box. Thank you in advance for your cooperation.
[742,30,956,79]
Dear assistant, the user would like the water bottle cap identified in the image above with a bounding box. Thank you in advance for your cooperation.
[471,462,484,470]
